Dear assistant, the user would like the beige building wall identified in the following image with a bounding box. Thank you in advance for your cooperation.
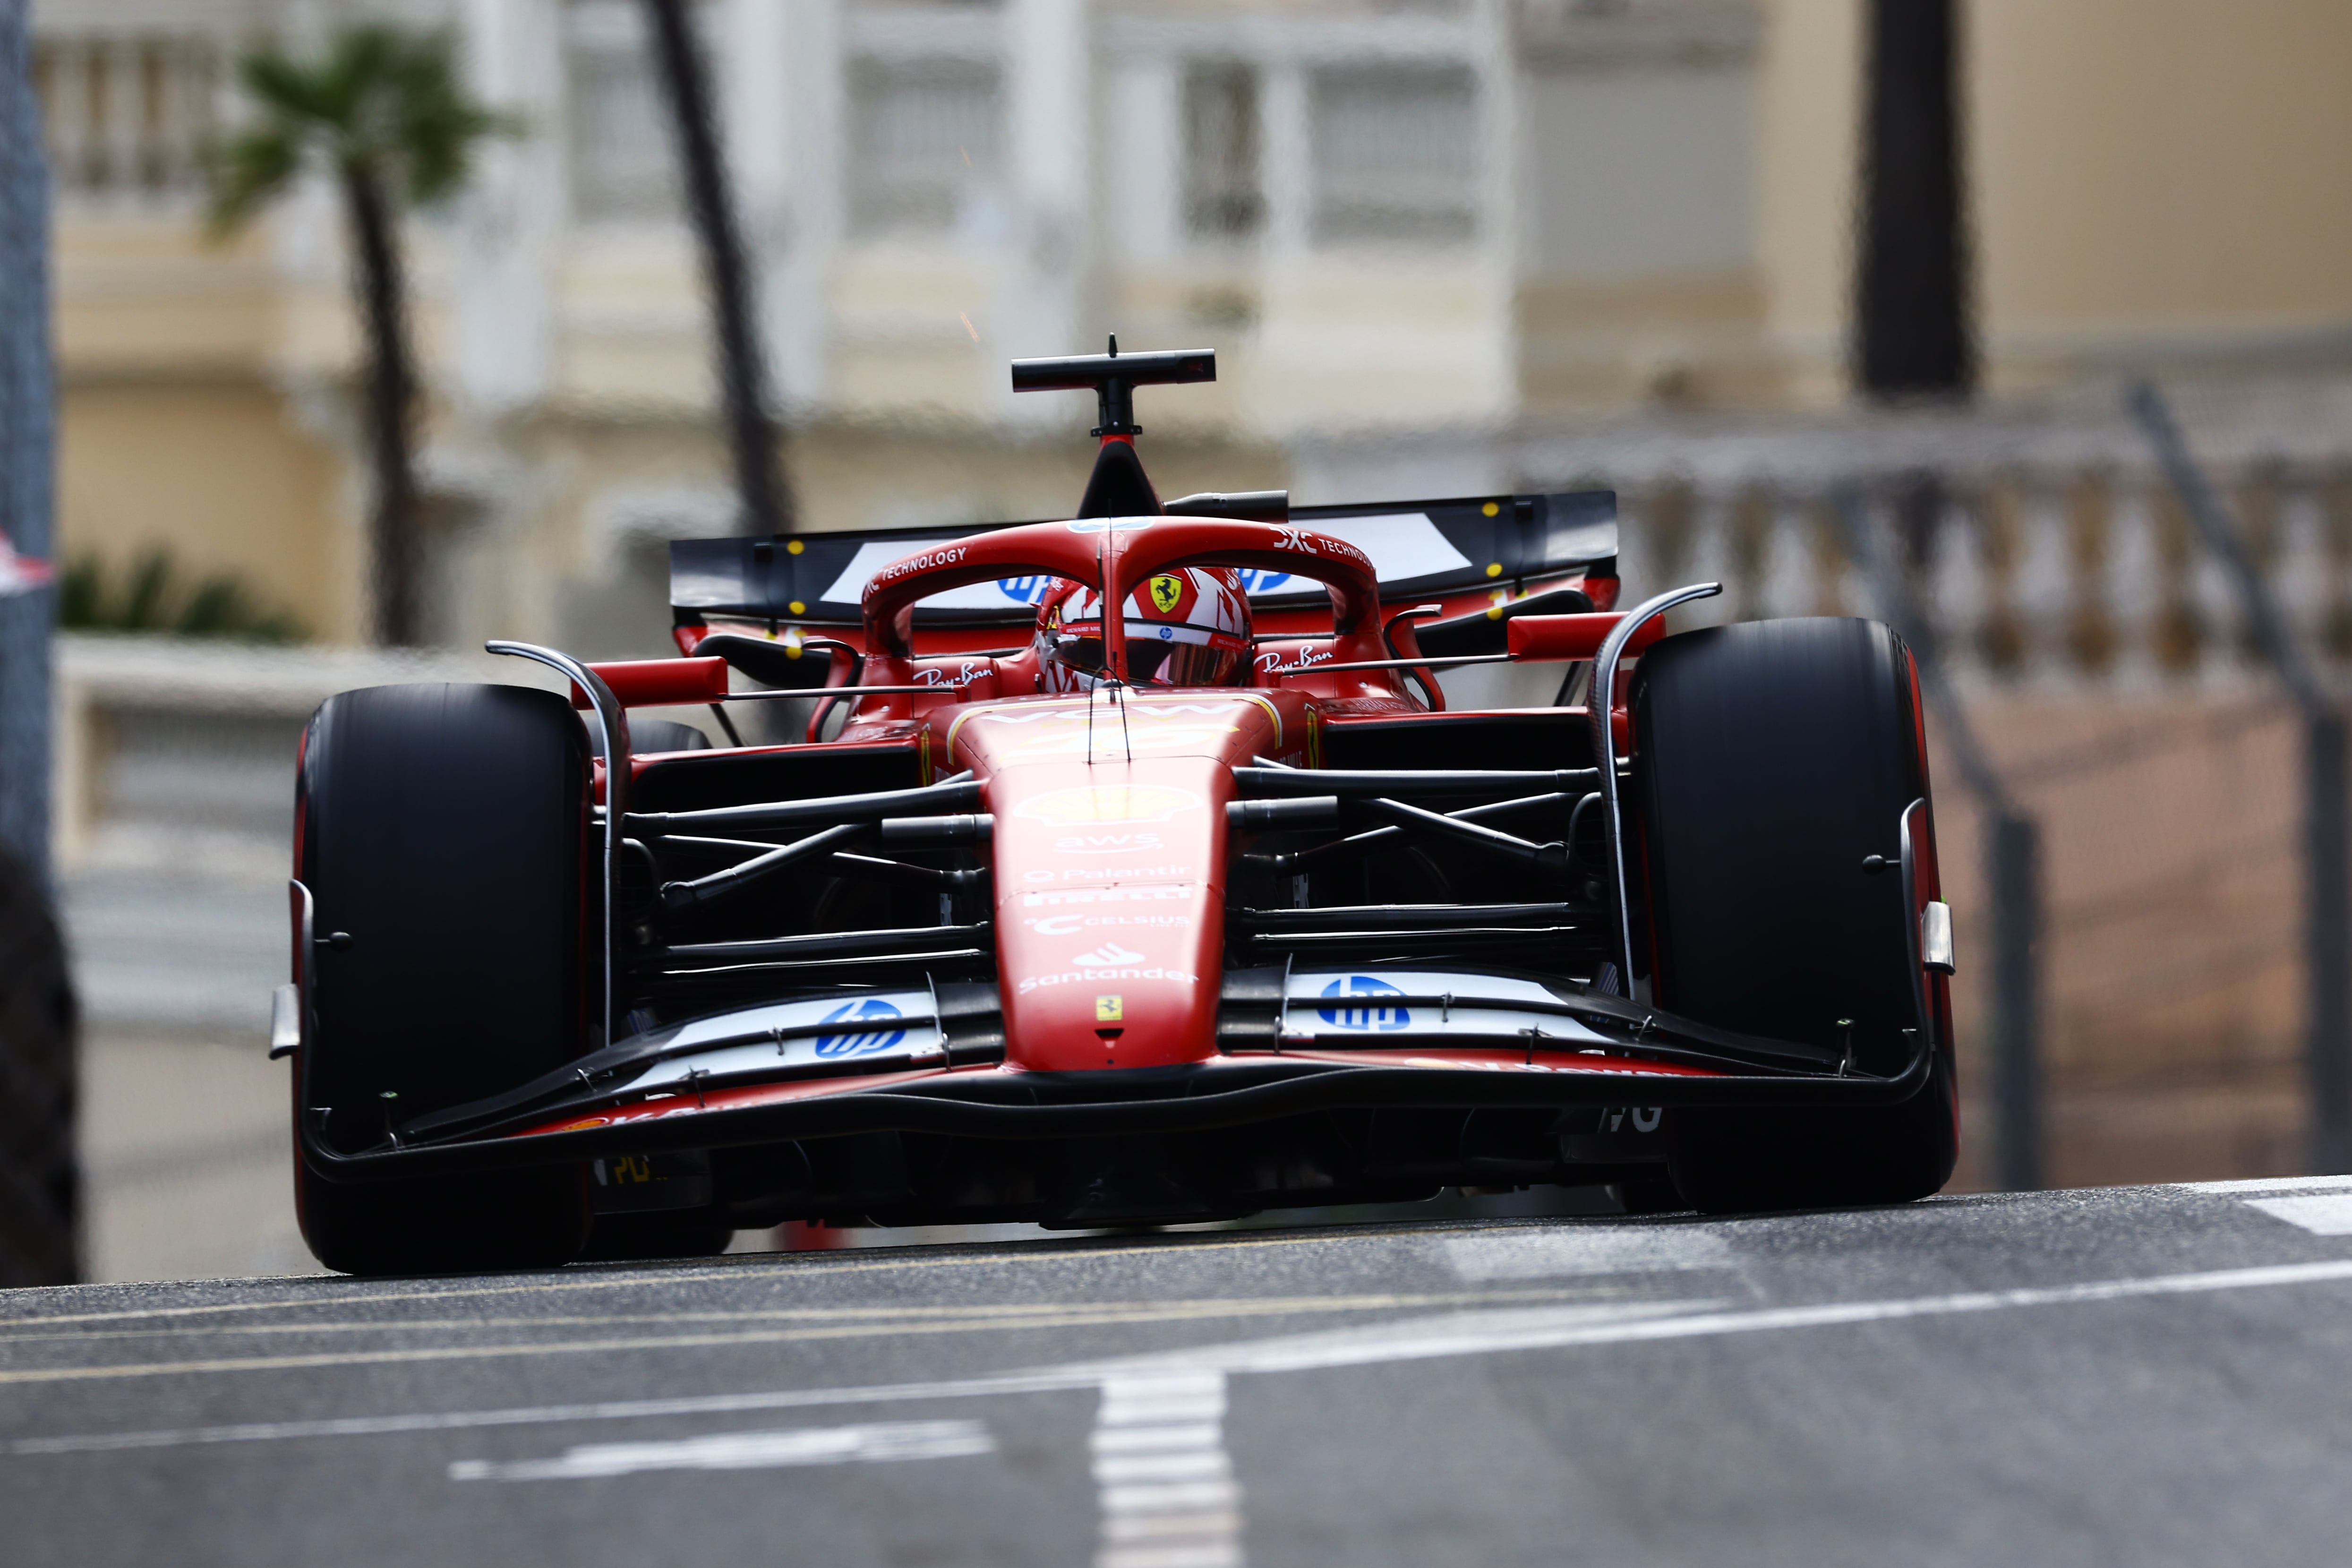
[44,0,2352,656]
[1746,0,2352,401]
[51,214,364,641]
[1970,0,2352,386]
[1750,0,1859,406]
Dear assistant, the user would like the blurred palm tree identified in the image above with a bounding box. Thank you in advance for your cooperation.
[206,26,517,646]
[640,0,793,537]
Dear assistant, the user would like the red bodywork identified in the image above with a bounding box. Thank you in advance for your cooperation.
[541,514,1665,1110]
[290,358,1946,1241]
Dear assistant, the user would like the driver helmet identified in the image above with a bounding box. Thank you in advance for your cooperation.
[1034,567,1252,692]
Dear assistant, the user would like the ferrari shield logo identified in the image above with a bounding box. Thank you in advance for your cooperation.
[1148,574,1184,615]
[1096,994,1124,1023]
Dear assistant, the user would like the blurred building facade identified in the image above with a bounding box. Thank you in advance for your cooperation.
[40,0,2352,1204]
[32,0,2352,653]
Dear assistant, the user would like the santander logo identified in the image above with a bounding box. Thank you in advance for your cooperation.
[1072,942,1147,968]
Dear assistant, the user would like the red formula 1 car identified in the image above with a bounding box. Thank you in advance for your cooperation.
[279,346,1959,1274]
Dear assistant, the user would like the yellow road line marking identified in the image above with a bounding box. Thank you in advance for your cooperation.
[0,1290,1607,1387]
[0,1226,1491,1331]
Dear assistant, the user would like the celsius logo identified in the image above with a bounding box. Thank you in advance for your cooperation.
[1073,942,1147,968]
[813,998,908,1057]
[1317,975,1411,1031]
[1025,913,1191,935]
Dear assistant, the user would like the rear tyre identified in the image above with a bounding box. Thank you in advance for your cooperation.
[1608,1175,1685,1216]
[1632,618,1958,1214]
[580,1208,737,1262]
[293,683,596,1274]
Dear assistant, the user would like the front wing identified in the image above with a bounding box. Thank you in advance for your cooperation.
[296,966,1936,1184]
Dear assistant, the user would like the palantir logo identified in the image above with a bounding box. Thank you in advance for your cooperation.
[814,998,908,1057]
[1317,975,1411,1031]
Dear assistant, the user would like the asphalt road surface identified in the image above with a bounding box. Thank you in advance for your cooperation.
[9,1176,2352,1567]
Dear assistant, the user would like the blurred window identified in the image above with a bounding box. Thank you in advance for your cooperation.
[566,1,684,225]
[1183,64,1262,243]
[34,34,220,202]
[847,57,1003,238]
[1309,63,1479,246]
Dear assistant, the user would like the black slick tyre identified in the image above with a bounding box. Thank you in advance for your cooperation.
[293,683,595,1274]
[580,1208,737,1262]
[1631,617,1959,1214]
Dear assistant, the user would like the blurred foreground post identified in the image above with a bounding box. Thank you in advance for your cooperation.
[0,0,51,875]
[1837,480,2044,1189]
[2133,381,2352,1173]
[0,0,80,1285]
[1857,0,1974,398]
[1988,814,2044,1191]
[642,0,793,537]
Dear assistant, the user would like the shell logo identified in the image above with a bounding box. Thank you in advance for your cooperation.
[1012,784,1202,827]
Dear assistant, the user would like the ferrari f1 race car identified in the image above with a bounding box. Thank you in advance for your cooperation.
[279,344,1959,1274]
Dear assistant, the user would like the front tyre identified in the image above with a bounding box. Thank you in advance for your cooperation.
[1632,617,1959,1214]
[293,683,596,1274]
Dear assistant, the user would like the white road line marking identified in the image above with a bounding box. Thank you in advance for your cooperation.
[0,1229,1473,1333]
[1095,1452,1232,1484]
[447,1419,993,1482]
[1093,1423,1223,1454]
[0,1292,1596,1388]
[1103,1512,1243,1543]
[2174,1175,2352,1194]
[1069,1260,2352,1380]
[1095,1542,1243,1568]
[1441,1227,1733,1281]
[7,1371,1093,1456]
[1093,1372,1242,1568]
[22,1256,2352,1458]
[2242,1194,2352,1235]
[1070,1301,1718,1379]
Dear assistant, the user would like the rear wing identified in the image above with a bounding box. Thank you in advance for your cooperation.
[669,489,1616,633]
